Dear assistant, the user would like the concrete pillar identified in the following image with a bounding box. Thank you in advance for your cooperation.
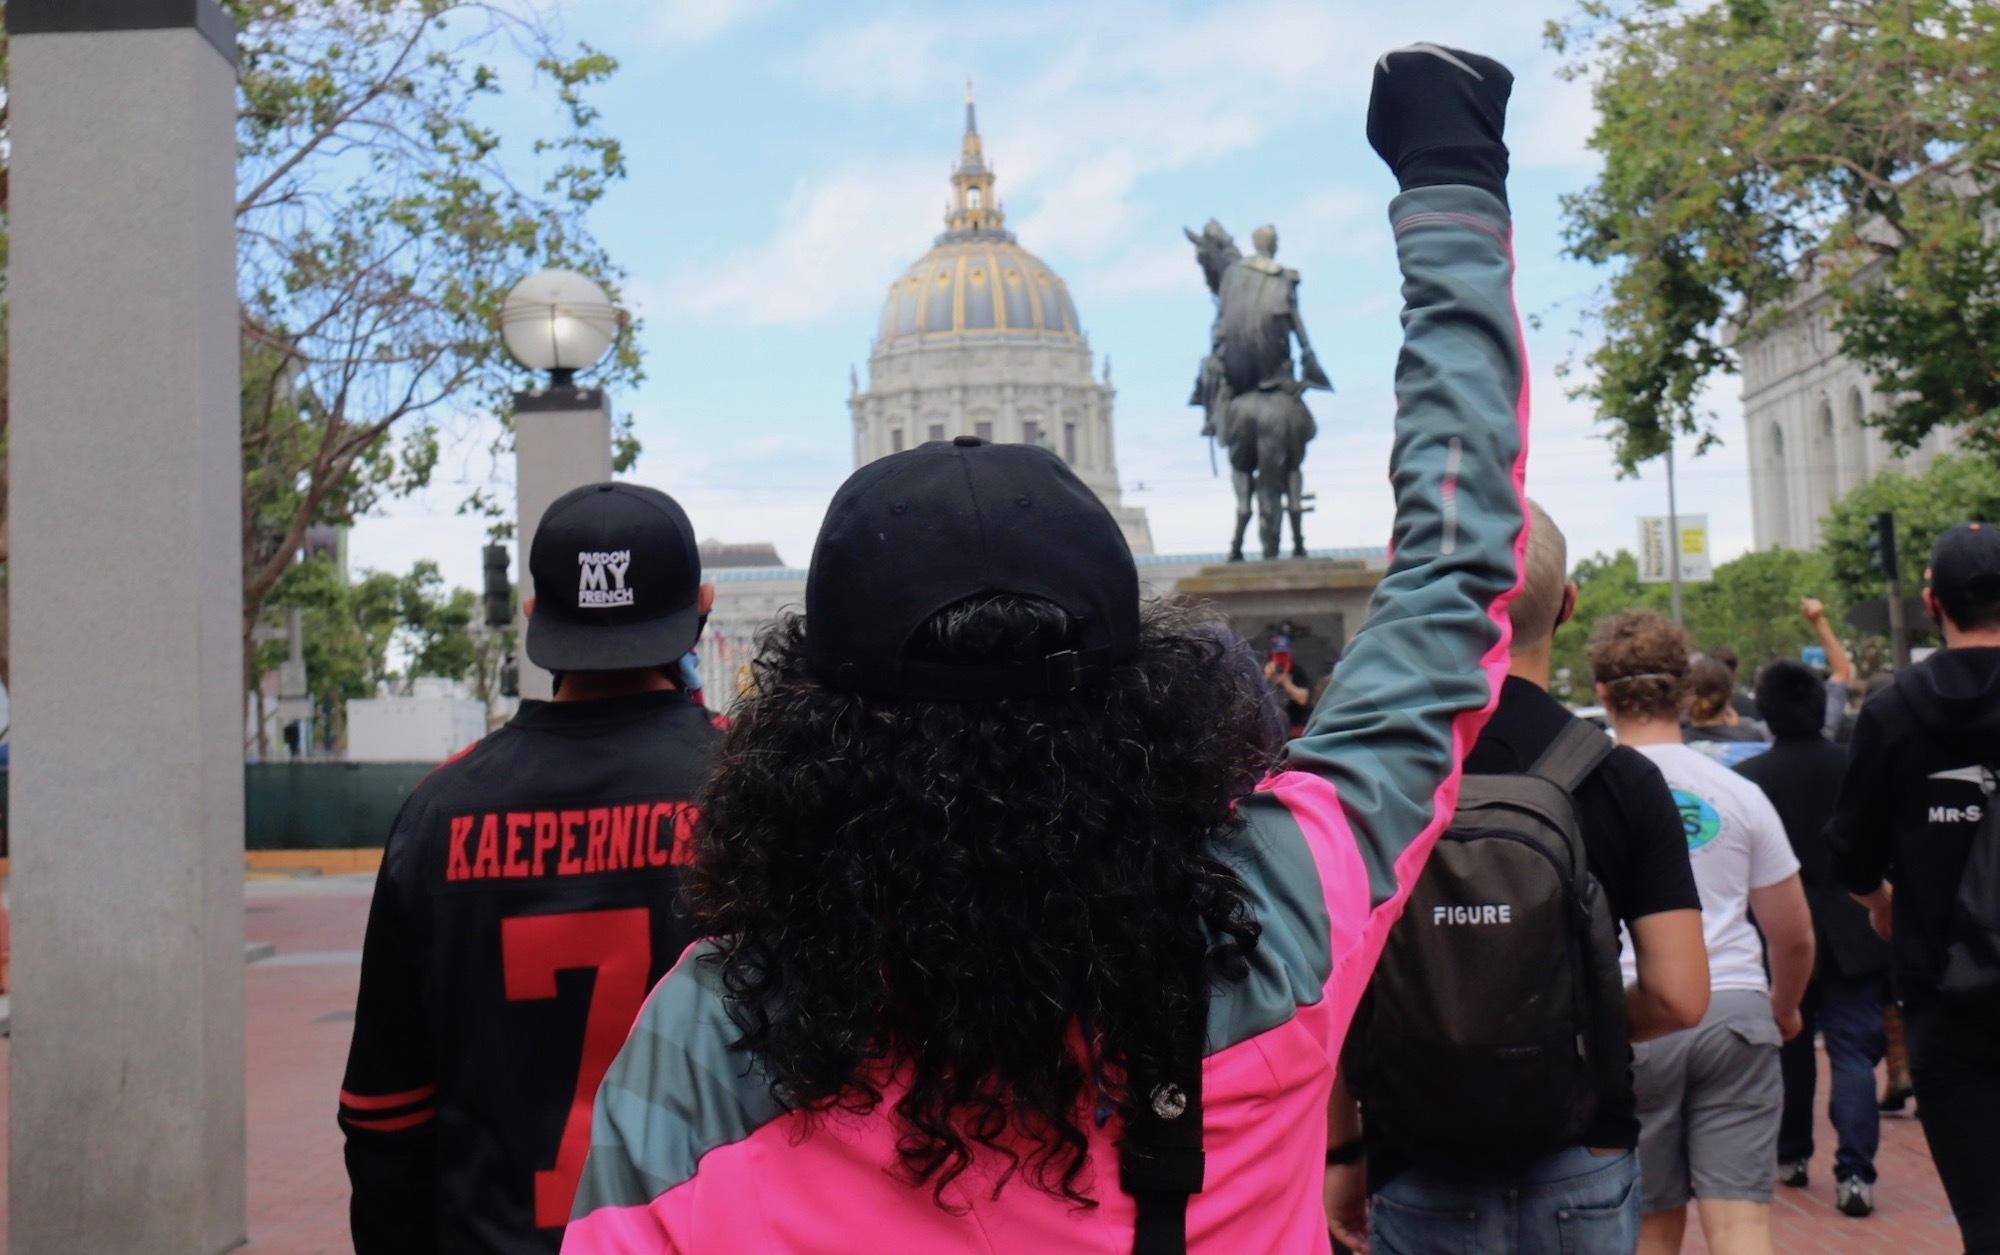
[514,388,614,699]
[7,2,245,1251]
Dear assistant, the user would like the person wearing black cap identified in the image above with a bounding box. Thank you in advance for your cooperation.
[339,482,723,1255]
[567,44,1532,1254]
[1830,520,2000,1251]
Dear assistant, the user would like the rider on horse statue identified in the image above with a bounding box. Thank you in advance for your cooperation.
[1186,221,1331,561]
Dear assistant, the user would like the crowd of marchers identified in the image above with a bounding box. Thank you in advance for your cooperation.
[329,44,2000,1255]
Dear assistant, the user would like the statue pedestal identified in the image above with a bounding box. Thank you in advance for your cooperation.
[1172,558,1382,682]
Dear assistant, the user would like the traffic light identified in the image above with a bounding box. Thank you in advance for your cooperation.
[1866,511,1899,581]
[482,543,513,629]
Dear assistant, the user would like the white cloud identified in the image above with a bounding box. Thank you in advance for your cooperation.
[661,157,943,328]
[648,0,781,46]
[1509,65,1601,170]
[716,2,1601,329]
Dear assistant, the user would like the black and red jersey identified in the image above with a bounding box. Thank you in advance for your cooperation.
[339,688,721,1254]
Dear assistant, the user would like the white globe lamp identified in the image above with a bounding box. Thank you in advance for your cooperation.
[499,268,623,389]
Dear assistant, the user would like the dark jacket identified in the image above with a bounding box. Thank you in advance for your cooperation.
[1829,647,2000,1007]
[1737,736,1889,981]
[339,688,722,1254]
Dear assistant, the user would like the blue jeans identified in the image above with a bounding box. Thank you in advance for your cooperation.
[1777,970,1885,1183]
[1371,1145,1640,1255]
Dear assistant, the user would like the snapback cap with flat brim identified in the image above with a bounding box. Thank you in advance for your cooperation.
[526,482,704,673]
[805,436,1140,700]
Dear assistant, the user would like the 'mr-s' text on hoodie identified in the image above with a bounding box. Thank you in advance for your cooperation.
[1829,646,2000,1008]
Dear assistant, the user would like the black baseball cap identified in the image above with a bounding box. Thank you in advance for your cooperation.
[1929,521,2000,622]
[805,436,1140,701]
[526,482,703,672]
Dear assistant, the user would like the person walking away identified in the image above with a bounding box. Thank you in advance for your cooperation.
[1830,521,2000,1253]
[339,483,724,1253]
[1707,647,1761,727]
[1685,656,1769,769]
[1326,501,1709,1255]
[1736,660,1888,1216]
[562,45,1531,1254]
[1589,610,1815,1255]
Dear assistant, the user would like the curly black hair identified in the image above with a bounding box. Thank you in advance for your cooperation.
[686,595,1273,1208]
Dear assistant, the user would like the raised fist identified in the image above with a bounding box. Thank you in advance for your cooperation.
[1366,44,1514,206]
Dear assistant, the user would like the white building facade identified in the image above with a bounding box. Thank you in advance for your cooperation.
[1739,283,1958,550]
[849,93,1153,554]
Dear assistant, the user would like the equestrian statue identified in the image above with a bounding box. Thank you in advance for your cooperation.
[1185,221,1330,560]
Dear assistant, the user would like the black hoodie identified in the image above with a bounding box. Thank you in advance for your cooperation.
[1829,646,2000,1007]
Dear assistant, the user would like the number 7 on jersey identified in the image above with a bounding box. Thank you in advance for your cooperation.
[502,908,653,1228]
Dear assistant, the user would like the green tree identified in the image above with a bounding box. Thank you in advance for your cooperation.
[1822,452,2000,602]
[388,560,481,692]
[1552,551,1662,702]
[1551,0,2000,471]
[255,556,505,754]
[230,0,640,665]
[1682,547,1842,667]
[1551,547,1848,703]
[0,2,641,689]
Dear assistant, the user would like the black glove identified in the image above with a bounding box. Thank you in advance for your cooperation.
[1366,44,1514,207]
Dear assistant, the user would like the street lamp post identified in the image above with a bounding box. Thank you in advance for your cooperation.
[500,269,624,699]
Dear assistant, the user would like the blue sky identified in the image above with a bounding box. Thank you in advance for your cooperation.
[349,0,1760,593]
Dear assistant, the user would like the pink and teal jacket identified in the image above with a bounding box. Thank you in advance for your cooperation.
[563,184,1532,1254]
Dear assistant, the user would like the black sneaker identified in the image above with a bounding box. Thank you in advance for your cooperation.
[1837,1177,1875,1217]
[1778,1159,1809,1188]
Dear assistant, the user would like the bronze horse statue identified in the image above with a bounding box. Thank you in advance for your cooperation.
[1186,220,1330,560]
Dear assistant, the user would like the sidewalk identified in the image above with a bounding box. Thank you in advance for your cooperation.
[0,878,1969,1251]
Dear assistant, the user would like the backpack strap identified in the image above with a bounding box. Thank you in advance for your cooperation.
[1120,977,1209,1255]
[1526,718,1615,794]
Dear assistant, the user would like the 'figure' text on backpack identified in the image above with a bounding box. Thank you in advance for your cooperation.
[1345,719,1626,1163]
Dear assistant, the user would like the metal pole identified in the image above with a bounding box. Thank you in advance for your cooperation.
[1885,570,1911,669]
[1883,511,1911,669]
[1666,434,1684,627]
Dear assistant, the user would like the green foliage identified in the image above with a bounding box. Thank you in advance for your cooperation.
[228,0,642,620]
[1551,0,2000,471]
[1822,452,2000,601]
[257,558,397,703]
[1685,547,1843,668]
[1551,551,1664,701]
[1551,546,1844,702]
[257,555,500,701]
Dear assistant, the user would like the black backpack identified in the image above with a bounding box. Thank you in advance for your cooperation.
[1345,719,1627,1164]
[1941,765,2000,1026]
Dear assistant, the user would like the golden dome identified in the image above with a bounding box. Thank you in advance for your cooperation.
[878,238,1081,344]
[876,87,1083,346]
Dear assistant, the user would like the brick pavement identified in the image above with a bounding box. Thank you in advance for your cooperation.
[0,876,1971,1252]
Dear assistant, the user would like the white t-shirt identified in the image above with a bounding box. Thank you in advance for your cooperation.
[1620,742,1801,994]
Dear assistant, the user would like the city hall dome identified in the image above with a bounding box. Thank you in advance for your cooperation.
[849,88,1152,554]
[877,238,1082,344]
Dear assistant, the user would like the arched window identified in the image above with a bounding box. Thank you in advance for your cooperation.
[1766,422,1791,548]
[1842,387,1869,489]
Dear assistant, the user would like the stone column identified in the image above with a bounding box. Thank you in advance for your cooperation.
[8,2,245,1251]
[514,388,614,699]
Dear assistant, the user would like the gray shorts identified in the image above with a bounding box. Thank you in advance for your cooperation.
[1631,988,1784,1212]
